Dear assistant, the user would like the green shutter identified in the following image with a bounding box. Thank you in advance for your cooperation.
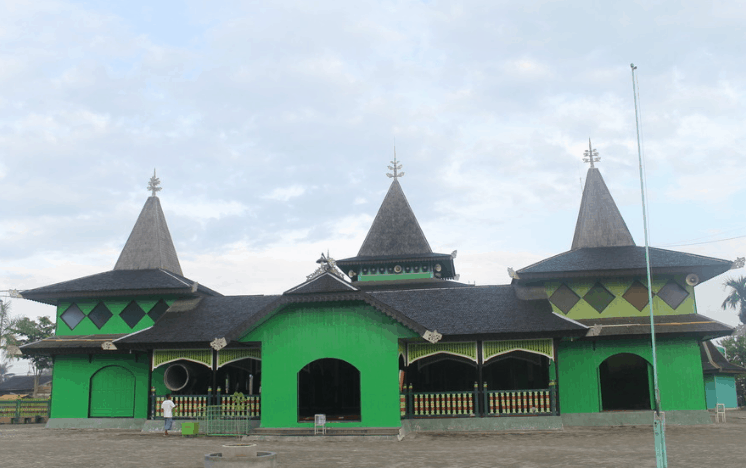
[89,366,136,417]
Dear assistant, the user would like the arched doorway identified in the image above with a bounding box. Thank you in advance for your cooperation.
[483,351,550,390]
[297,358,360,422]
[599,353,653,411]
[406,354,477,392]
[89,366,136,417]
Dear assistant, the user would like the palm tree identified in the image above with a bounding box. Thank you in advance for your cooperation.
[722,276,746,324]
[0,362,10,383]
[0,299,18,366]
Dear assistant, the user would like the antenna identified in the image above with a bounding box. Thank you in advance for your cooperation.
[386,147,404,179]
[583,138,600,168]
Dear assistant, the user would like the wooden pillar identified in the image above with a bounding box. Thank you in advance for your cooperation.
[551,338,560,415]
[146,350,153,419]
[211,349,218,405]
[477,340,484,417]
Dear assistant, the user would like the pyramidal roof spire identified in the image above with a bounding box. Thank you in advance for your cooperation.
[571,146,635,250]
[357,157,431,257]
[114,171,183,274]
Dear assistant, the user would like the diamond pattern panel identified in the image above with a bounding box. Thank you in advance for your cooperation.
[148,300,169,322]
[120,301,146,328]
[60,304,85,330]
[584,283,615,313]
[657,281,689,310]
[549,284,580,314]
[623,281,650,311]
[88,303,113,329]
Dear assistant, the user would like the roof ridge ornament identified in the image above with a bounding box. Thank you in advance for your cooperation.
[307,251,346,281]
[583,138,600,168]
[386,147,404,179]
[148,169,162,197]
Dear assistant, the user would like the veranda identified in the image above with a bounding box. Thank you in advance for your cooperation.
[150,338,559,424]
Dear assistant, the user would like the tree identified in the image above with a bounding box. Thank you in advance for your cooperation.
[0,299,18,368]
[722,276,746,324]
[0,362,11,383]
[720,329,746,406]
[9,316,54,398]
[10,316,55,377]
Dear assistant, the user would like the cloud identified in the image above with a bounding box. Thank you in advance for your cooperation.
[2,0,746,341]
[262,185,307,202]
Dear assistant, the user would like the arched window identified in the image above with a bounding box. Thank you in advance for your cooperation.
[89,366,136,418]
[483,351,550,390]
[406,354,477,392]
[599,353,653,411]
[297,358,360,422]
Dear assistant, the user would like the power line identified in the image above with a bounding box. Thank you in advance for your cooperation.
[662,234,746,247]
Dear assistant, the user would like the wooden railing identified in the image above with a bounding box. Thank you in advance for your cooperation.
[150,388,260,419]
[483,385,556,416]
[401,383,479,418]
[400,382,557,418]
[0,399,50,423]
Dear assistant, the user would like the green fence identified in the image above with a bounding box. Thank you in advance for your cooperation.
[0,399,51,423]
[200,405,251,436]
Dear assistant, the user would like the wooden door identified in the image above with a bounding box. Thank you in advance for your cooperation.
[89,366,136,417]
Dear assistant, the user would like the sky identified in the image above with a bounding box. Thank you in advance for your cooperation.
[2,1,745,373]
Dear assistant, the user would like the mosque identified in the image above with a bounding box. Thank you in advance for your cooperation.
[20,152,741,432]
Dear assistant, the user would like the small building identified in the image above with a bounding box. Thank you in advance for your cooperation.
[701,341,746,409]
[0,374,53,398]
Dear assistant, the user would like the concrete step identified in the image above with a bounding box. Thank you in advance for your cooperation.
[251,426,400,437]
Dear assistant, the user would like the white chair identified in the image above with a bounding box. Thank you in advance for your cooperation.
[314,413,326,435]
[716,403,726,423]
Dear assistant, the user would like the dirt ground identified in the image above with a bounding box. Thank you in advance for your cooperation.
[1,414,746,468]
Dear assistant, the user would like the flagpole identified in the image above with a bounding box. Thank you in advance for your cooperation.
[631,63,668,467]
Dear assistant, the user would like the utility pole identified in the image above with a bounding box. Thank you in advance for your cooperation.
[631,63,668,468]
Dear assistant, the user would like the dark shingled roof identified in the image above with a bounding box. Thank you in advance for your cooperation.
[516,246,732,283]
[578,314,733,340]
[356,278,473,292]
[356,179,432,257]
[117,295,280,346]
[572,168,635,250]
[369,285,587,337]
[20,269,222,305]
[701,341,746,374]
[117,283,590,348]
[20,334,128,355]
[114,196,183,275]
[0,374,53,393]
[117,290,431,347]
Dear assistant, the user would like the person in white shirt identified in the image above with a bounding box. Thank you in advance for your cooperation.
[161,394,177,436]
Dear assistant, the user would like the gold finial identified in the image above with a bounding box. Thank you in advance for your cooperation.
[583,138,600,168]
[147,169,162,197]
[386,147,404,179]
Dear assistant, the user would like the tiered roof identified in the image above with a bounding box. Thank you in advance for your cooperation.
[22,177,219,305]
[337,177,455,279]
[114,195,183,274]
[517,167,733,282]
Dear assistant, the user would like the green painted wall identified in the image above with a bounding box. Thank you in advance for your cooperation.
[240,302,417,428]
[56,298,175,336]
[359,272,432,282]
[50,353,151,419]
[545,276,696,320]
[151,365,168,395]
[557,337,705,414]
